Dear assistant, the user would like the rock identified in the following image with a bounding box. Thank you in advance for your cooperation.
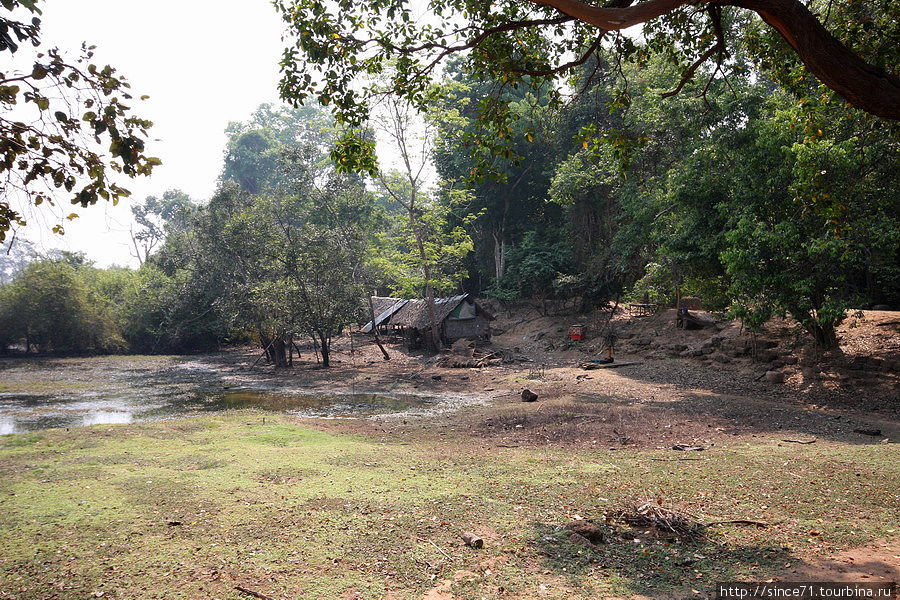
[711,353,731,364]
[521,389,539,402]
[668,344,688,352]
[565,520,605,544]
[633,338,651,346]
[431,375,442,381]
[765,370,785,384]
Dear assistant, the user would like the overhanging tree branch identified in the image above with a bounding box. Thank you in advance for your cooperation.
[524,0,900,119]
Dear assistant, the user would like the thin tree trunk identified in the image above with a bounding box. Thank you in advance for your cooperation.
[410,213,441,350]
[318,332,330,367]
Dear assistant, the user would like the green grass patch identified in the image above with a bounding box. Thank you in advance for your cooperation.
[0,413,896,599]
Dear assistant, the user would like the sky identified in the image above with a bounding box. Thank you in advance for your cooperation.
[14,0,288,266]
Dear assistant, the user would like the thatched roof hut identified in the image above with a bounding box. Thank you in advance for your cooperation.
[362,294,494,346]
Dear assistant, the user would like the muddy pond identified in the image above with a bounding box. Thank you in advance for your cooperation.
[0,355,469,434]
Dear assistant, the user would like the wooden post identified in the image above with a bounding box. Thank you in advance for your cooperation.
[368,293,391,361]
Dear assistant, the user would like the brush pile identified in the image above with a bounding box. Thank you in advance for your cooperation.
[609,499,707,540]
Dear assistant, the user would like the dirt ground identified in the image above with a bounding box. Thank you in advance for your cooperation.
[0,306,897,599]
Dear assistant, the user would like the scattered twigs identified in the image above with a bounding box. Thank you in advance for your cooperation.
[234,586,275,600]
[782,437,817,444]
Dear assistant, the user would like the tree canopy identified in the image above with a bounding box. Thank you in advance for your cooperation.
[275,0,898,178]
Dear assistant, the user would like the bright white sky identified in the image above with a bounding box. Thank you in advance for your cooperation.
[16,0,287,267]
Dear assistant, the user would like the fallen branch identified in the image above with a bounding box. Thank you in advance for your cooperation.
[705,519,769,528]
[651,457,704,461]
[782,438,817,444]
[234,586,275,600]
[423,538,453,562]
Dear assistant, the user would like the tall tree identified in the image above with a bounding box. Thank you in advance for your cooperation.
[374,94,443,349]
[129,189,195,265]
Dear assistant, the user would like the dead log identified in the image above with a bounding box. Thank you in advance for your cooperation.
[579,361,639,370]
[782,438,817,444]
[676,309,716,330]
[462,531,483,549]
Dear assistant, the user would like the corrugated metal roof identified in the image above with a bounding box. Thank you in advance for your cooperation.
[361,297,407,333]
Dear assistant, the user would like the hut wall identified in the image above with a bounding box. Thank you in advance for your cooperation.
[444,314,491,341]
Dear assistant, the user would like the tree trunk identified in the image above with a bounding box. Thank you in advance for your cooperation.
[806,321,839,350]
[318,332,331,367]
[493,227,507,280]
[271,337,289,368]
[410,213,441,350]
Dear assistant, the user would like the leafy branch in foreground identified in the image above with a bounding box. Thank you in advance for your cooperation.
[1,0,159,241]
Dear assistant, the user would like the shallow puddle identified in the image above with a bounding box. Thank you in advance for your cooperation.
[0,356,456,434]
[0,389,440,434]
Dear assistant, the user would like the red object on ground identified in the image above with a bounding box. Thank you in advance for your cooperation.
[568,324,585,341]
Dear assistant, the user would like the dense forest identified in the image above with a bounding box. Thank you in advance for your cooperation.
[1,48,898,360]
